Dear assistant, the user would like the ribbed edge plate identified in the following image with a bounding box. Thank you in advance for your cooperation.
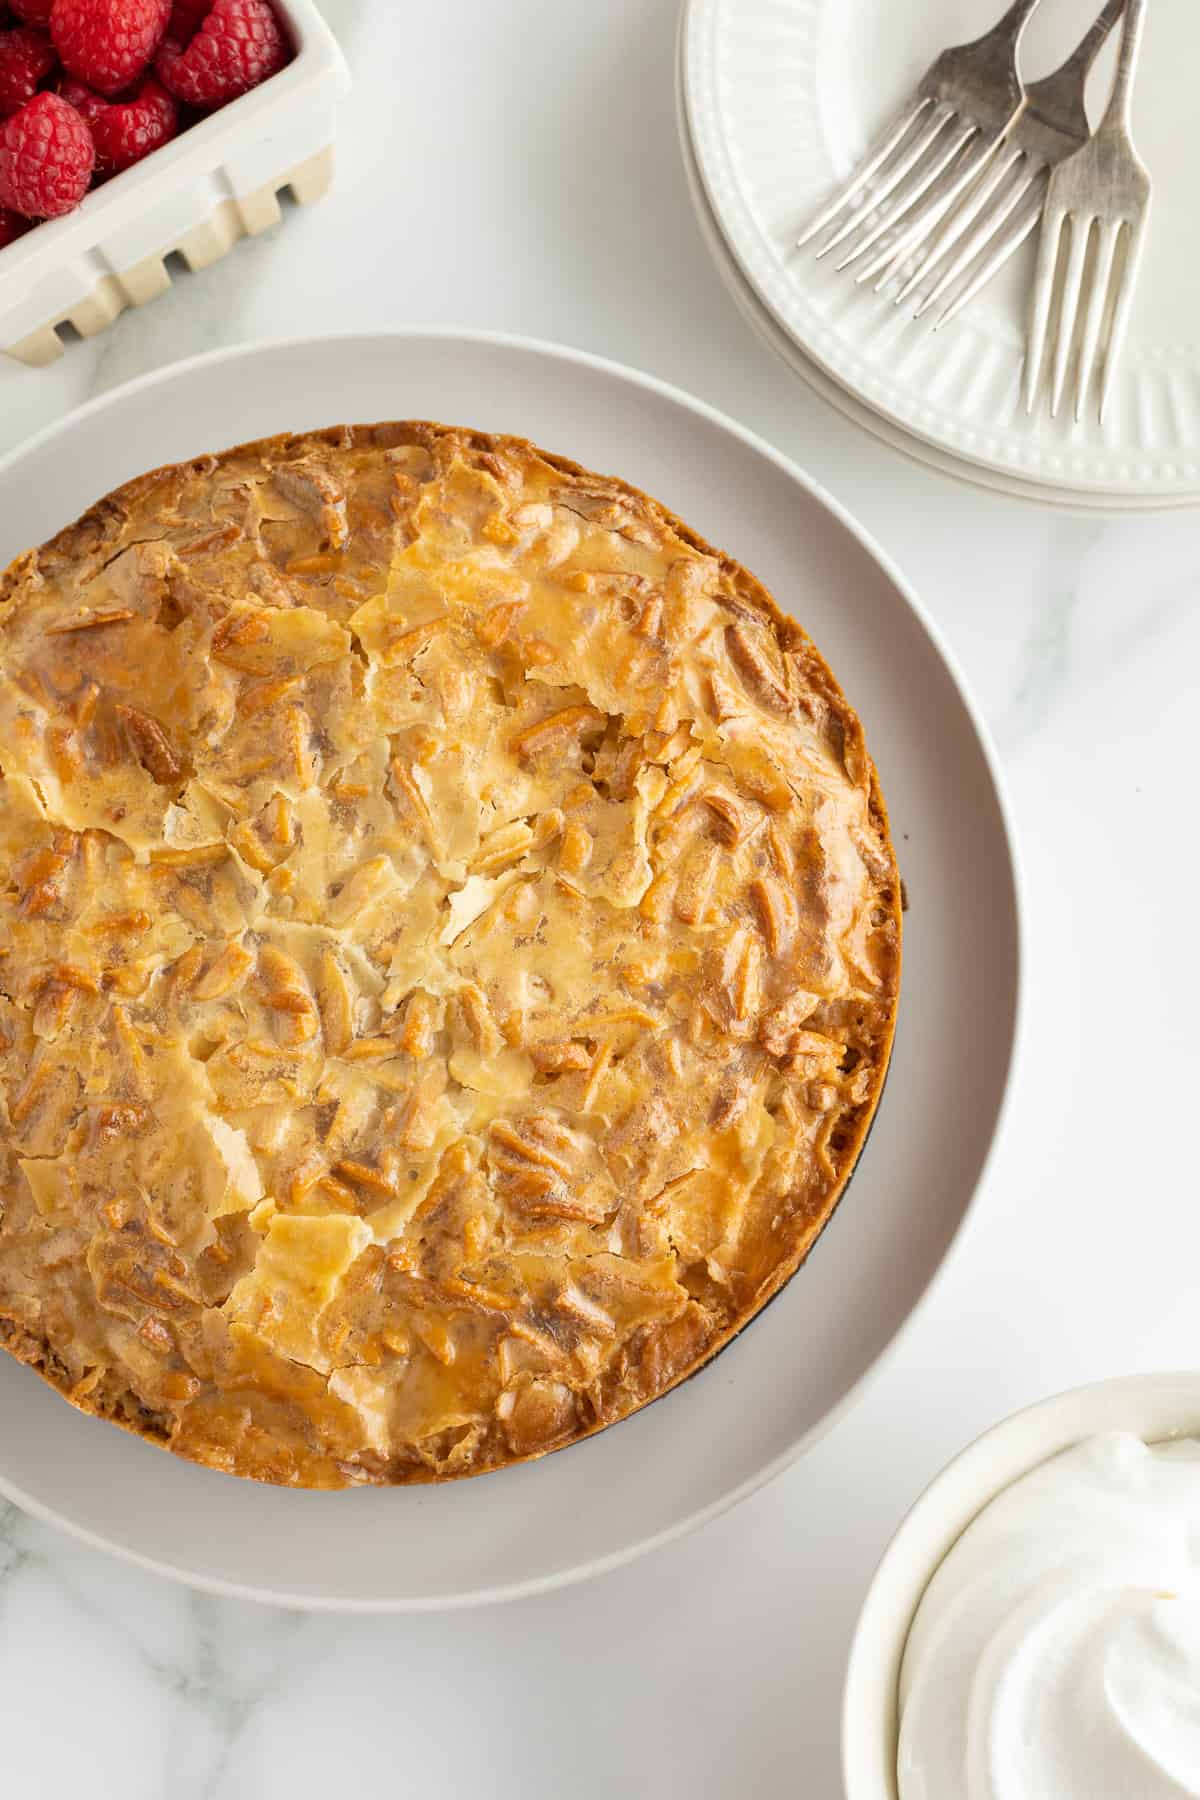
[683,0,1200,501]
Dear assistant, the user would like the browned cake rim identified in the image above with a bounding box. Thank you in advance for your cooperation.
[0,421,902,1486]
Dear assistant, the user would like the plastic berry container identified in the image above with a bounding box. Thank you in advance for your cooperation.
[0,0,349,366]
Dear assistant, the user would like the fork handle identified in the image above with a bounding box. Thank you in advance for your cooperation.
[1100,0,1148,133]
[991,0,1043,41]
[1058,0,1126,83]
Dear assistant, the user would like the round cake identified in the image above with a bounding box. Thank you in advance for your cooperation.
[0,422,901,1487]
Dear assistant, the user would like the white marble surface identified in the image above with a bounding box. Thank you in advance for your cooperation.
[1,3,1197,1795]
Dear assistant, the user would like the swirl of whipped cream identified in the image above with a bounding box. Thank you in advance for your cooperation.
[898,1432,1200,1799]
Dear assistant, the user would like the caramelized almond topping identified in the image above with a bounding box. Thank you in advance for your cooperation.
[0,424,897,1493]
[47,608,135,634]
[115,705,184,785]
[510,704,604,760]
[474,599,526,646]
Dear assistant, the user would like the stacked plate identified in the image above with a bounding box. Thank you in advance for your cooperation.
[679,0,1200,510]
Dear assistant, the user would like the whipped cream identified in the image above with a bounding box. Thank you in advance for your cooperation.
[897,1431,1200,1800]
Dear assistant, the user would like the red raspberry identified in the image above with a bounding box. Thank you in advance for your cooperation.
[9,0,54,24]
[166,0,207,39]
[0,200,32,242]
[0,25,57,116]
[58,72,105,124]
[157,0,285,110]
[0,89,93,214]
[83,69,174,170]
[51,0,171,97]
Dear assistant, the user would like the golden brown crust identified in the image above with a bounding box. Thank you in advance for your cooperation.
[0,421,900,1488]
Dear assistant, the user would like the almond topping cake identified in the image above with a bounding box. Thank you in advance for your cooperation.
[0,423,901,1487]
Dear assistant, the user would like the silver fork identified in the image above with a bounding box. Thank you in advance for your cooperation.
[797,0,1043,267]
[878,0,1126,324]
[1025,0,1151,420]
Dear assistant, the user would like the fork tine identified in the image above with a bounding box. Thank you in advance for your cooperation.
[1049,214,1094,416]
[915,163,1039,317]
[816,105,951,259]
[797,99,929,249]
[934,182,1043,328]
[1024,207,1066,412]
[835,118,975,272]
[1099,215,1149,424]
[855,128,1000,290]
[1074,218,1122,420]
[894,146,1023,307]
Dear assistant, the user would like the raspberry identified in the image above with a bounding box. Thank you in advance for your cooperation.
[83,69,174,170]
[58,72,105,124]
[51,0,171,97]
[9,0,54,24]
[0,25,57,116]
[166,0,207,38]
[157,0,285,110]
[0,89,93,214]
[0,200,32,243]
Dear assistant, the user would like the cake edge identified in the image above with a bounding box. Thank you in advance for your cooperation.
[0,419,903,1488]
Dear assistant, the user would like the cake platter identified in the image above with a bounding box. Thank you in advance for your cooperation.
[0,331,1022,1609]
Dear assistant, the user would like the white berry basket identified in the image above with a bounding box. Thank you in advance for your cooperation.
[0,0,348,366]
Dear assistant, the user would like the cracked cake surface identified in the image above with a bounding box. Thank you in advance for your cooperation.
[0,422,901,1488]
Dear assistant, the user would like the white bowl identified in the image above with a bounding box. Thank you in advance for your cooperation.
[842,1370,1200,1800]
[0,0,349,366]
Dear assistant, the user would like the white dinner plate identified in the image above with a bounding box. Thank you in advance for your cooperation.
[683,0,1200,505]
[0,332,1022,1610]
[674,25,1195,514]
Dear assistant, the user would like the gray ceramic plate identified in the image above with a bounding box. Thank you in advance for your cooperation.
[0,332,1022,1609]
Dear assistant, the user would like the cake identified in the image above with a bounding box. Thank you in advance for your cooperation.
[0,422,901,1487]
